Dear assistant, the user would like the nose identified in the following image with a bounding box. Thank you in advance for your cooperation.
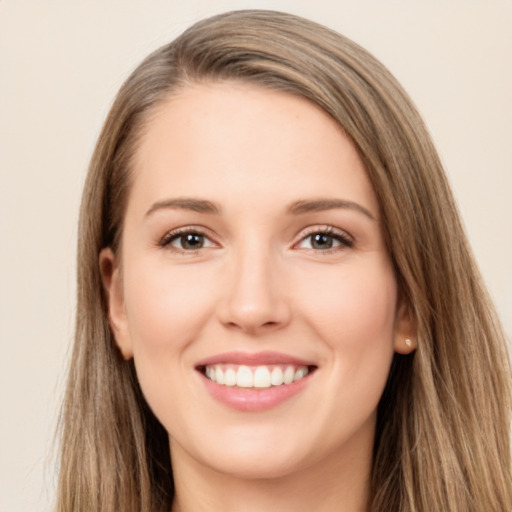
[216,245,291,335]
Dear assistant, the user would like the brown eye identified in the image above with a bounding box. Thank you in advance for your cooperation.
[160,229,218,252]
[296,228,354,251]
[310,233,334,250]
[173,233,205,250]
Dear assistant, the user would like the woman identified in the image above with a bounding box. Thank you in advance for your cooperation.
[56,10,512,512]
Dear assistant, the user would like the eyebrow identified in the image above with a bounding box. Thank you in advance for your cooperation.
[145,198,221,217]
[287,199,376,221]
[145,197,375,221]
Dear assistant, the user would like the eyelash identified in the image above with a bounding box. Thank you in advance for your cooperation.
[158,225,354,254]
[294,225,354,253]
[159,226,216,254]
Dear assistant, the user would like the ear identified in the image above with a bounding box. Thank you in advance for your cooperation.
[99,248,134,360]
[393,299,417,355]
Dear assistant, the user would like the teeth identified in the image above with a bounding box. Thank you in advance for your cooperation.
[270,367,284,386]
[205,366,214,380]
[237,365,253,388]
[253,366,271,388]
[283,366,295,385]
[294,367,308,381]
[224,367,237,387]
[215,366,225,385]
[204,364,310,388]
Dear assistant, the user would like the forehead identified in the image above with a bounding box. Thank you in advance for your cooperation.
[129,81,379,217]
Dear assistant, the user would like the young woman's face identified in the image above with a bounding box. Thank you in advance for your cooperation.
[103,82,413,481]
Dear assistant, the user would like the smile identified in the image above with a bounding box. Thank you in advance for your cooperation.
[195,352,317,412]
[204,364,310,388]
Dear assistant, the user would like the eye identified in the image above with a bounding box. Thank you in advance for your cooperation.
[160,228,217,252]
[296,227,353,251]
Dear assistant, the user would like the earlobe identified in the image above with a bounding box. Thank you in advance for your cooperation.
[393,300,417,355]
[99,248,134,360]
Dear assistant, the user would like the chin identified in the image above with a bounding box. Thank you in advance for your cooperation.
[170,423,316,480]
[204,448,310,481]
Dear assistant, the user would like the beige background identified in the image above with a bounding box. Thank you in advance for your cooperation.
[1,1,511,511]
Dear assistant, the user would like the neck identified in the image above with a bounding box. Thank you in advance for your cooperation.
[169,433,372,512]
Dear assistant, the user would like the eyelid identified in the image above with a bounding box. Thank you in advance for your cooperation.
[292,225,354,251]
[159,225,219,252]
[157,224,353,254]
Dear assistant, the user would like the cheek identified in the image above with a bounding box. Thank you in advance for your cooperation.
[296,258,397,374]
[120,260,221,428]
[122,259,219,357]
[301,258,396,330]
[294,260,397,438]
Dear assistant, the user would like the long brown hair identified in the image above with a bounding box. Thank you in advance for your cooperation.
[56,10,512,511]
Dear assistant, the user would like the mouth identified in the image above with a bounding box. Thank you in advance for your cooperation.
[198,364,315,389]
[195,352,317,411]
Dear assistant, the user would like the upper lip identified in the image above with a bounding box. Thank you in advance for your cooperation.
[195,351,316,368]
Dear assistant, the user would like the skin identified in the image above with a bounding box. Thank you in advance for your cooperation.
[101,82,415,512]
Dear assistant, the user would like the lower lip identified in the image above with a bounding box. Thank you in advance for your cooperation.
[200,373,312,412]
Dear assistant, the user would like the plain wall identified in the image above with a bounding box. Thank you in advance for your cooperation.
[1,1,510,511]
